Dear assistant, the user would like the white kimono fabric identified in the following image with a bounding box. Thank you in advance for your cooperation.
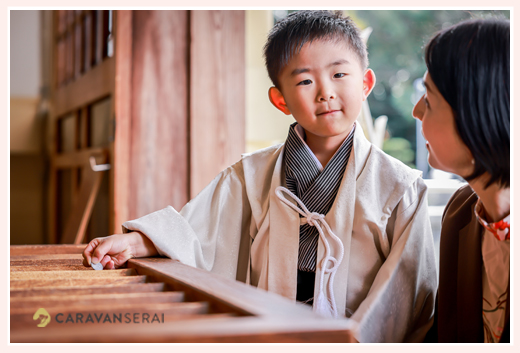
[123,126,437,343]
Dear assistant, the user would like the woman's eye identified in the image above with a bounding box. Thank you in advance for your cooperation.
[334,73,346,78]
[424,96,430,108]
[297,79,312,86]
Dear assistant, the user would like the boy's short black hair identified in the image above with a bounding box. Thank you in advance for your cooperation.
[264,10,368,89]
[425,17,510,188]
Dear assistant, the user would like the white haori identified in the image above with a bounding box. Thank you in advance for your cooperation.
[122,124,437,343]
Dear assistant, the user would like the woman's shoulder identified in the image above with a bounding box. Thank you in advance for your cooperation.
[442,184,478,224]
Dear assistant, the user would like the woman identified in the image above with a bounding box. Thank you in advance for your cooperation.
[412,18,510,343]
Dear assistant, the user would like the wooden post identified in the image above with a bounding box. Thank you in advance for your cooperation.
[189,11,246,197]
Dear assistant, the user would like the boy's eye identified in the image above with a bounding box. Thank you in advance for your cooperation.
[333,73,346,78]
[297,79,312,86]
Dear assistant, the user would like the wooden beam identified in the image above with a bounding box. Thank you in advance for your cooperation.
[54,57,114,117]
[53,148,105,169]
[112,10,132,233]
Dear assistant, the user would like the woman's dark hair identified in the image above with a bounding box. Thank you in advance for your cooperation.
[264,10,368,89]
[425,17,510,188]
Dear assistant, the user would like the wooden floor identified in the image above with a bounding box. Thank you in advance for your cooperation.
[10,244,355,343]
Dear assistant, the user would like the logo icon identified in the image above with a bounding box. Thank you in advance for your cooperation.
[33,308,51,327]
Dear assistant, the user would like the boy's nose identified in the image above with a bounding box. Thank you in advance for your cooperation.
[412,95,425,121]
[317,86,336,102]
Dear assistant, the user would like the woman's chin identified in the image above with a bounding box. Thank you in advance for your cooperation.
[426,154,444,173]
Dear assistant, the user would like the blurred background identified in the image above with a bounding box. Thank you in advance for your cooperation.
[10,10,509,265]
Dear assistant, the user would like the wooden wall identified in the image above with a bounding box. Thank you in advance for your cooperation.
[114,10,245,229]
[190,11,246,197]
[11,10,245,243]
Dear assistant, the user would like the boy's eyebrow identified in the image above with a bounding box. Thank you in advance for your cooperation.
[289,59,350,77]
[329,59,350,67]
[290,67,311,76]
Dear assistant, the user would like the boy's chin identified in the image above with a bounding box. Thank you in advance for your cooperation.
[304,127,354,140]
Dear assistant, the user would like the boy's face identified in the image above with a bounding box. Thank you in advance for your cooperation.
[269,39,375,144]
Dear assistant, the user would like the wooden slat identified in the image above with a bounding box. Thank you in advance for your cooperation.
[10,313,235,335]
[11,265,89,272]
[10,282,166,297]
[10,302,208,318]
[10,314,352,343]
[65,30,73,84]
[94,10,104,64]
[10,244,85,256]
[10,268,136,280]
[11,298,201,316]
[79,107,89,148]
[10,302,210,329]
[74,17,83,78]
[10,254,83,261]
[10,258,84,266]
[84,10,93,71]
[10,275,148,289]
[56,38,65,87]
[54,57,114,117]
[10,291,185,309]
[10,249,85,270]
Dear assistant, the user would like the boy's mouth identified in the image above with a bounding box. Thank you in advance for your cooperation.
[317,109,340,116]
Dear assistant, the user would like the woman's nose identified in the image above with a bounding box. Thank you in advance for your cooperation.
[412,95,425,121]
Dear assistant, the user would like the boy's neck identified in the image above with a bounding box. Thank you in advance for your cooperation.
[303,125,354,168]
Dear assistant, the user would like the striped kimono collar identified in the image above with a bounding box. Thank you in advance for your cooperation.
[284,122,355,272]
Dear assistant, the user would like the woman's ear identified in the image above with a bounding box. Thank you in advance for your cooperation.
[268,87,291,115]
[362,69,376,101]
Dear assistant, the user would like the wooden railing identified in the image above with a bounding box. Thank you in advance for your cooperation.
[10,245,355,343]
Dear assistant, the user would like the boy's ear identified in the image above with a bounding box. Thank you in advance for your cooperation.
[268,87,291,115]
[362,69,376,101]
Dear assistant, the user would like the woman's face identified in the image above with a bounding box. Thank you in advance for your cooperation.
[412,71,474,177]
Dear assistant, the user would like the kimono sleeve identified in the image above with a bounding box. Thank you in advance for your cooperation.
[122,161,252,281]
[350,177,438,343]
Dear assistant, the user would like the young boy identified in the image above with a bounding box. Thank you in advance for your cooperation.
[83,11,437,342]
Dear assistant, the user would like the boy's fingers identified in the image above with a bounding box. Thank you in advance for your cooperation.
[91,238,113,264]
[82,238,101,266]
[100,254,112,268]
[106,259,115,270]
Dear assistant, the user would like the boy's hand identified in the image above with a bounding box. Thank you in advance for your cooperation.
[82,232,158,270]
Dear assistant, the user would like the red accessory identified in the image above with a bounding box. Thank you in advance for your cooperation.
[475,199,510,241]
